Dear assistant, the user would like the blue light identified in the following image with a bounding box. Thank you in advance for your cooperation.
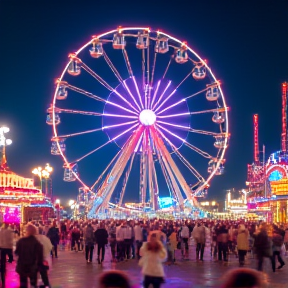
[268,170,283,181]
[159,197,173,209]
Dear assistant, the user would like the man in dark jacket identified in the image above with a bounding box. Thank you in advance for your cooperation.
[85,223,95,263]
[47,222,60,258]
[95,222,108,264]
[15,224,43,288]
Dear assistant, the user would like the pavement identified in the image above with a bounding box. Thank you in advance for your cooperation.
[4,245,288,288]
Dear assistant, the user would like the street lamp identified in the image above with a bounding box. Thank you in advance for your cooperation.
[32,163,53,196]
[0,126,12,170]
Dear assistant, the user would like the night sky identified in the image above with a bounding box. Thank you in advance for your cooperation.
[0,0,288,204]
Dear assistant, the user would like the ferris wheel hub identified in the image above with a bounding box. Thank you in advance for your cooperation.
[139,109,156,126]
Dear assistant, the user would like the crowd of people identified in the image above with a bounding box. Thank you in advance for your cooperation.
[0,218,287,287]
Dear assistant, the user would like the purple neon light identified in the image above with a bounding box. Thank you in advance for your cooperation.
[157,112,190,119]
[103,120,138,130]
[103,113,138,119]
[123,80,141,111]
[156,123,186,143]
[112,123,139,141]
[157,120,190,130]
[112,89,139,113]
[152,81,171,110]
[157,98,186,115]
[149,80,161,109]
[106,100,138,115]
[154,88,177,113]
[132,76,144,109]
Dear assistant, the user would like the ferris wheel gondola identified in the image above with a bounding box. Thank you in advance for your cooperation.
[47,26,230,217]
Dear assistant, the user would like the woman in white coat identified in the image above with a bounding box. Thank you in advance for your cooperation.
[139,233,167,288]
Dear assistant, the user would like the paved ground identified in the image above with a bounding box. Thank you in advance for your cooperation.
[5,245,288,288]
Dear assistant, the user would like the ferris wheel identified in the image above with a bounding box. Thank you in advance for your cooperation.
[47,26,229,217]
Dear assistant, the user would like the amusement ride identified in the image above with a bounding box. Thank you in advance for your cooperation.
[46,26,230,218]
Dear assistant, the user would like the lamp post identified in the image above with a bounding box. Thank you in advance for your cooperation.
[55,199,60,223]
[32,163,53,197]
[0,126,12,170]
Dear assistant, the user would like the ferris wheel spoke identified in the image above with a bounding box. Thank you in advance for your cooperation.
[189,128,227,137]
[65,83,106,103]
[103,120,138,130]
[118,152,136,207]
[155,126,204,181]
[157,112,190,119]
[122,49,133,77]
[103,113,138,119]
[154,72,191,113]
[123,80,142,111]
[156,124,212,159]
[103,50,124,83]
[58,108,102,116]
[58,127,103,139]
[132,76,144,109]
[185,82,219,100]
[152,80,172,110]
[75,123,138,163]
[190,107,228,115]
[106,99,139,115]
[80,60,139,113]
[157,120,190,131]
[80,61,114,91]
[156,99,186,115]
[162,58,172,80]
[149,80,161,110]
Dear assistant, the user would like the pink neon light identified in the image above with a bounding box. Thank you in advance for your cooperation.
[157,112,190,119]
[157,98,186,115]
[112,123,139,141]
[103,120,137,130]
[134,131,144,152]
[152,81,171,110]
[109,91,139,114]
[132,76,144,109]
[156,123,186,143]
[106,100,138,115]
[123,80,141,111]
[103,113,138,119]
[154,88,176,113]
[157,120,189,130]
[150,80,161,109]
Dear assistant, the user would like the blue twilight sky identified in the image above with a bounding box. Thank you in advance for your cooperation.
[0,0,288,203]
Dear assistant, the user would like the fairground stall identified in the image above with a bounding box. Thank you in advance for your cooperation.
[0,126,54,224]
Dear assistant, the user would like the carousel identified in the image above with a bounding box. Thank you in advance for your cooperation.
[0,126,54,224]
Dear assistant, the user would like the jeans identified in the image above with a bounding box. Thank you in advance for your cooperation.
[0,248,9,284]
[39,268,50,287]
[257,252,275,272]
[117,241,124,260]
[238,249,247,264]
[273,251,285,267]
[97,243,106,262]
[136,240,143,259]
[143,275,163,288]
[196,243,205,260]
[85,245,94,261]
[19,272,37,288]
[124,239,131,259]
[218,242,228,261]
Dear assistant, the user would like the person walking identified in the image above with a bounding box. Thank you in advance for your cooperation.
[71,226,81,252]
[36,227,53,288]
[0,223,14,286]
[134,222,143,259]
[139,233,167,288]
[180,222,190,259]
[254,224,274,272]
[123,222,133,260]
[116,223,125,262]
[84,223,95,263]
[15,224,44,288]
[46,222,60,258]
[192,222,206,261]
[272,228,285,269]
[217,224,229,262]
[95,222,108,264]
[237,224,249,266]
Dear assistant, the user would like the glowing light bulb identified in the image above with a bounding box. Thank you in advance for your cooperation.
[139,109,156,126]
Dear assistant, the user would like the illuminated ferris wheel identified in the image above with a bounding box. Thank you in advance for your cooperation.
[47,26,229,216]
